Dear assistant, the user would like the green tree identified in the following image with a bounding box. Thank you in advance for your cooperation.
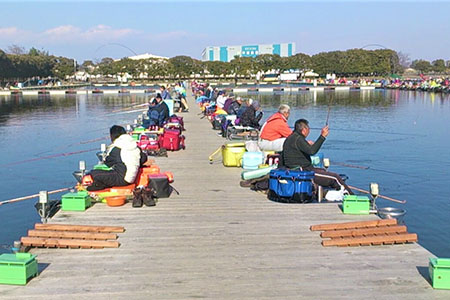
[52,56,75,79]
[168,56,202,78]
[432,59,446,73]
[411,59,432,73]
[283,53,312,71]
[254,54,282,72]
[0,49,14,79]
[204,61,230,76]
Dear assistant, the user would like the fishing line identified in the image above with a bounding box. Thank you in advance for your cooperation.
[331,160,422,179]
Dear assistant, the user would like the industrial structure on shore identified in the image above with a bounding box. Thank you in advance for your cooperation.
[202,43,295,62]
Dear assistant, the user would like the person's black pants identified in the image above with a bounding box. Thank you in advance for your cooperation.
[87,169,129,191]
[310,167,354,194]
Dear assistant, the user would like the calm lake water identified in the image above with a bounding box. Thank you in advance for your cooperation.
[1,89,449,257]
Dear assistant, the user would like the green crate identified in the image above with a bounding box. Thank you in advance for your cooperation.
[61,191,91,211]
[93,163,111,171]
[343,195,370,214]
[131,127,146,140]
[429,258,450,289]
[0,253,38,285]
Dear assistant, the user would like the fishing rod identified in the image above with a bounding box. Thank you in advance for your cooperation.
[1,148,98,167]
[0,187,73,206]
[308,127,421,137]
[108,108,147,116]
[111,103,148,113]
[325,94,334,126]
[348,185,406,204]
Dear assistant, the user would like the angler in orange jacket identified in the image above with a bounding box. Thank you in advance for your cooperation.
[258,104,292,152]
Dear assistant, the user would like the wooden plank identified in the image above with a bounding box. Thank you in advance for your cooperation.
[322,233,418,247]
[310,219,397,231]
[35,223,125,233]
[320,225,407,238]
[28,229,118,240]
[20,237,120,248]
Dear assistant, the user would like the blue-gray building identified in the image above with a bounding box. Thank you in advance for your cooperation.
[201,43,295,62]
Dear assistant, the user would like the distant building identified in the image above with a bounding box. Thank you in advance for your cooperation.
[202,43,295,62]
[115,53,169,62]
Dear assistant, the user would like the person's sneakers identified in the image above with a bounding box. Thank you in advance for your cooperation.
[132,187,143,207]
[142,186,156,207]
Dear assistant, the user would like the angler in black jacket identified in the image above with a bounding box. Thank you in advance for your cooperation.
[87,125,148,191]
[282,119,353,194]
[240,100,263,129]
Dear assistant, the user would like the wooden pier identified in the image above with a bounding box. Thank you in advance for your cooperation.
[0,95,447,299]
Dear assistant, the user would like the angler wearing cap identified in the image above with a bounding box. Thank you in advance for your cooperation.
[239,99,263,129]
[225,95,243,115]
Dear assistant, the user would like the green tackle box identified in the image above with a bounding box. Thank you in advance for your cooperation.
[343,195,370,215]
[93,163,111,171]
[61,191,91,211]
[429,258,450,289]
[131,127,146,140]
[0,253,38,285]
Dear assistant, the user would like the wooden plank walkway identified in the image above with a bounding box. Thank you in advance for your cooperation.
[1,94,447,299]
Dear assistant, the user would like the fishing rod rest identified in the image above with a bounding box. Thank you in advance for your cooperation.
[323,158,330,171]
[79,160,86,177]
[39,191,48,224]
[370,183,379,210]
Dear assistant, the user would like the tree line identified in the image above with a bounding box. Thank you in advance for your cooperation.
[1,46,449,82]
[0,47,74,82]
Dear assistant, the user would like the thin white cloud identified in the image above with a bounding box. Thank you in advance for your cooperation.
[43,25,81,36]
[82,25,136,40]
[39,24,138,43]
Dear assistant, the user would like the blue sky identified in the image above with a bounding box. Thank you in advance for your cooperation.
[1,1,449,64]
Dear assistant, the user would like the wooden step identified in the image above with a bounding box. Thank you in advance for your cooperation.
[320,225,407,238]
[35,223,125,233]
[21,237,120,248]
[28,230,117,240]
[310,219,397,231]
[322,233,418,247]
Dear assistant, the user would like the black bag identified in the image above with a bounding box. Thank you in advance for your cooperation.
[148,175,179,198]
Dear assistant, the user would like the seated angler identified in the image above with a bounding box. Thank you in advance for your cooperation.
[144,93,170,127]
[239,100,263,129]
[86,125,148,191]
[225,95,243,115]
[258,104,292,152]
[282,119,353,195]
